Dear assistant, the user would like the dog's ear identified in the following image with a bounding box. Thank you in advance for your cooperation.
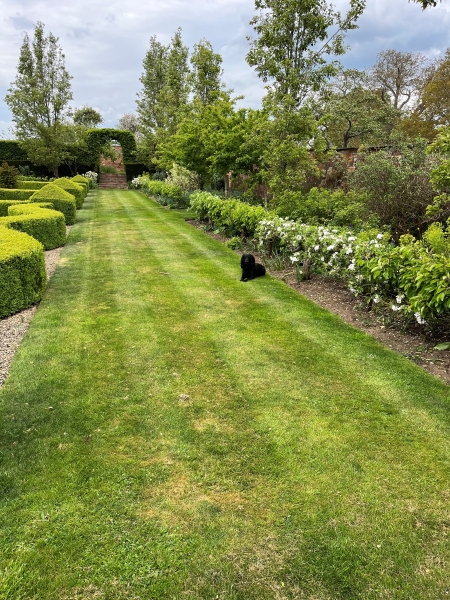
[240,254,246,268]
[249,254,256,266]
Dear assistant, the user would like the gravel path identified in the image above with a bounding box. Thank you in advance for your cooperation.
[0,228,70,387]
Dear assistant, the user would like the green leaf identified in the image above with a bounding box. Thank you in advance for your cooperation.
[434,343,450,350]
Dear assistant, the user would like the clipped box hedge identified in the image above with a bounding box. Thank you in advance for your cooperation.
[52,178,85,208]
[0,226,46,318]
[0,200,29,217]
[30,184,77,225]
[71,174,90,193]
[17,181,49,190]
[0,204,66,250]
[0,188,34,201]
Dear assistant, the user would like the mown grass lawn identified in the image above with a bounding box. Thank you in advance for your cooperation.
[1,189,449,599]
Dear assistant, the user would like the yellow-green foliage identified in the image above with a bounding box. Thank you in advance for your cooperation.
[30,184,77,225]
[0,226,46,318]
[17,181,49,190]
[0,200,29,216]
[0,204,66,250]
[53,178,85,208]
[0,188,34,200]
[71,174,90,193]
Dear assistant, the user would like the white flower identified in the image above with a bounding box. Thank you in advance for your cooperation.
[349,286,356,293]
[396,295,404,304]
[348,236,356,242]
[373,295,380,304]
[314,245,320,251]
[321,256,325,261]
[377,233,384,240]
[327,244,335,251]
[348,263,355,271]
[414,312,426,325]
[345,247,353,255]
[391,305,400,312]
[296,235,303,241]
[290,255,299,263]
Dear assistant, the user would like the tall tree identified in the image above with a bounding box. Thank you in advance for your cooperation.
[369,49,432,111]
[189,39,224,105]
[315,69,399,148]
[158,28,190,137]
[73,106,103,128]
[118,113,141,134]
[246,0,365,107]
[136,35,169,137]
[5,22,73,176]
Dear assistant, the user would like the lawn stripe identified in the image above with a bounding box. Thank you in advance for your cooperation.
[0,189,449,599]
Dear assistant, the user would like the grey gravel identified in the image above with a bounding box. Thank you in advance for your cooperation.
[0,227,71,387]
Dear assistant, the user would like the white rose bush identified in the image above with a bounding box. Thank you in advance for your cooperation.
[189,192,450,329]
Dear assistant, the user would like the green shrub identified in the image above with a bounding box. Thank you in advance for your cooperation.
[17,180,49,190]
[226,237,243,250]
[279,187,374,229]
[0,226,46,318]
[134,177,187,208]
[0,200,29,217]
[30,184,77,226]
[52,178,85,208]
[348,139,437,238]
[190,192,270,237]
[1,204,66,250]
[71,174,90,192]
[0,162,19,188]
[0,188,34,200]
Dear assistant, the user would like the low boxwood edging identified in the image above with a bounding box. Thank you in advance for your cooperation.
[0,200,29,217]
[0,188,34,201]
[71,175,90,193]
[1,204,66,250]
[0,226,46,318]
[30,184,77,225]
[17,181,49,190]
[53,178,85,208]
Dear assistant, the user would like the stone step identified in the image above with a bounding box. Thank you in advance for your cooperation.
[99,173,128,189]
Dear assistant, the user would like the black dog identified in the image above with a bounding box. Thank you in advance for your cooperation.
[240,254,266,282]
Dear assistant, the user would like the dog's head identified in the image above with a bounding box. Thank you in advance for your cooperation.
[241,254,256,269]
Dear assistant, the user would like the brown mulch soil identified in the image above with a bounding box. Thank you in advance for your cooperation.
[188,220,450,386]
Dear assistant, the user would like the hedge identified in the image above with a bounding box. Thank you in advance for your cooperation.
[0,200,28,217]
[189,191,271,236]
[30,184,77,226]
[133,177,186,208]
[0,189,34,201]
[124,162,148,181]
[17,181,49,190]
[84,129,137,164]
[0,205,66,250]
[0,140,28,161]
[0,226,46,318]
[71,174,91,192]
[52,178,85,208]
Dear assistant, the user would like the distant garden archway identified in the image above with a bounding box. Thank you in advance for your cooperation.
[84,128,137,164]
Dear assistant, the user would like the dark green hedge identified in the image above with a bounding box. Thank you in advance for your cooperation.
[0,140,28,161]
[0,226,46,318]
[124,163,148,181]
[0,189,34,200]
[84,129,137,164]
[30,184,77,226]
[1,205,66,250]
[0,200,28,217]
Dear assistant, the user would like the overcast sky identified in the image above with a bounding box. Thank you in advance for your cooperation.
[0,0,449,136]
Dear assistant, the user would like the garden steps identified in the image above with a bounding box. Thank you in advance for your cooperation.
[98,173,128,189]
